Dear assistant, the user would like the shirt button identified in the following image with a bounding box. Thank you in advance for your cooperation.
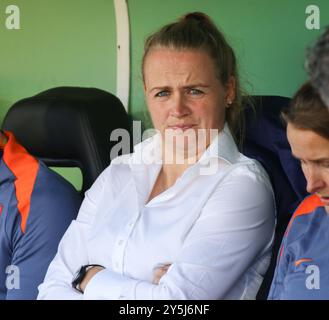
[118,240,124,246]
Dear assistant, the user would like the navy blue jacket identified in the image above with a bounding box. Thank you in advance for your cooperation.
[269,194,329,299]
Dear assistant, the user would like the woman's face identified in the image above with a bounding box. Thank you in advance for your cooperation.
[287,123,329,213]
[143,48,235,158]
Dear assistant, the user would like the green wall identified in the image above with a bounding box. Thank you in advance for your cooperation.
[0,0,117,122]
[0,0,328,189]
[129,0,329,121]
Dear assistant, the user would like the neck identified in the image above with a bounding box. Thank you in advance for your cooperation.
[162,141,207,166]
[161,162,190,188]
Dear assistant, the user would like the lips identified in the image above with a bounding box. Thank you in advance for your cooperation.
[167,124,196,131]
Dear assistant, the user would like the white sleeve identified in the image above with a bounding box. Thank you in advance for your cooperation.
[83,171,276,300]
[37,168,108,300]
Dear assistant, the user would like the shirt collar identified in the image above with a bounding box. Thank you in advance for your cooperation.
[129,122,240,168]
[199,123,240,165]
[127,123,241,207]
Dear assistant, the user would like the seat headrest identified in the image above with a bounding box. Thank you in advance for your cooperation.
[242,95,308,220]
[2,86,132,193]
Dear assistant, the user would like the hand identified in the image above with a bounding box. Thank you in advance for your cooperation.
[80,266,104,293]
[152,264,171,284]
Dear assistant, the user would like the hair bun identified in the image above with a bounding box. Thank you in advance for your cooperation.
[181,12,209,23]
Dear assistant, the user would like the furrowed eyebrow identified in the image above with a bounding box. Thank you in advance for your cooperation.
[150,86,170,93]
[149,84,210,92]
[183,84,210,89]
[314,158,329,164]
[292,153,329,163]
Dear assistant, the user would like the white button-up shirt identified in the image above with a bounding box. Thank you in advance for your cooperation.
[38,124,276,300]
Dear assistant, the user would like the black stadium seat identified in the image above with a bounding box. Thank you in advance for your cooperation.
[2,87,132,195]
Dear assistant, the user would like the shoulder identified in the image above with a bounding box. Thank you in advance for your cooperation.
[98,136,158,185]
[202,155,276,228]
[291,194,323,218]
[2,131,81,206]
[22,161,82,235]
[79,152,135,209]
[284,194,324,240]
[93,153,133,188]
[276,194,325,270]
[14,159,81,235]
[6,160,82,240]
[33,161,81,207]
[206,155,275,217]
[111,151,134,165]
[1,135,81,233]
[224,154,273,194]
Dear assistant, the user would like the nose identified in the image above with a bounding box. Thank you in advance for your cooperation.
[169,93,190,118]
[305,167,326,194]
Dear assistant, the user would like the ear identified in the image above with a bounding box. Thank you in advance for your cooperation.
[225,76,236,104]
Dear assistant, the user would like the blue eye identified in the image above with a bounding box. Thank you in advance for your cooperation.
[155,91,169,98]
[188,88,203,95]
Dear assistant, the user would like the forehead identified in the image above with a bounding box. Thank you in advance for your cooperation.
[143,49,218,82]
[287,123,329,160]
[144,48,212,63]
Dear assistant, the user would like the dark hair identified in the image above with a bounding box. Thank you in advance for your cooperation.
[306,26,329,108]
[282,81,329,140]
[142,12,244,146]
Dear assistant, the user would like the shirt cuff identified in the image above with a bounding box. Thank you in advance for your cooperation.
[83,268,139,300]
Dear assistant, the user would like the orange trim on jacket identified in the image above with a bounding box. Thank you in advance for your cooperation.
[279,194,324,261]
[285,194,324,236]
[294,258,313,267]
[2,131,39,233]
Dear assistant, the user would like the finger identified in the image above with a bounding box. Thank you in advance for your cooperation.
[153,268,168,284]
[153,273,163,284]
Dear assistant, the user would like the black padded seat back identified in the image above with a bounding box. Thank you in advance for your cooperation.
[2,87,132,194]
